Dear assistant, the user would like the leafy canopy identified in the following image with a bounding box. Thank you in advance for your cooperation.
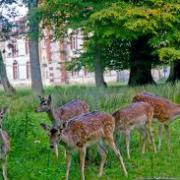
[89,0,180,61]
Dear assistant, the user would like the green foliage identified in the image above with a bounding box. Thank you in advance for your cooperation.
[66,38,130,72]
[36,0,180,75]
[158,47,180,62]
[90,0,180,63]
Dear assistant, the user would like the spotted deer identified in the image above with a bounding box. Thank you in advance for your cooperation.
[133,92,180,151]
[0,108,10,180]
[112,102,157,159]
[35,95,89,125]
[41,111,128,180]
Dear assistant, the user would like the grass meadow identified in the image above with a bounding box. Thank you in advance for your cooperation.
[0,82,180,180]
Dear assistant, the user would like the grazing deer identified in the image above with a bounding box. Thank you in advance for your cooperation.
[35,95,89,125]
[0,108,10,180]
[112,102,157,159]
[41,111,128,180]
[133,92,180,151]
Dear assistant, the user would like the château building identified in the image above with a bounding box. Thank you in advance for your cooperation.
[1,17,88,86]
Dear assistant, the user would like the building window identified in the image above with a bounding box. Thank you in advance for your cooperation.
[13,60,19,80]
[25,39,29,54]
[26,61,31,79]
[12,40,18,57]
[70,35,78,50]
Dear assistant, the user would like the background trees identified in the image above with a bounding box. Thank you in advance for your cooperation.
[90,0,180,85]
[37,0,180,87]
[2,0,179,90]
[0,0,44,95]
[37,0,117,87]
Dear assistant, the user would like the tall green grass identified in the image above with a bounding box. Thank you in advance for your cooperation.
[0,82,180,180]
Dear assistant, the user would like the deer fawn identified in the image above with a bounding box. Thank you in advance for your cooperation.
[35,95,89,125]
[133,92,180,151]
[112,102,157,159]
[0,108,10,180]
[41,111,128,180]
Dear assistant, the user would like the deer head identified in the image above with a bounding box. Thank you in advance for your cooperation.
[35,95,52,113]
[40,122,66,158]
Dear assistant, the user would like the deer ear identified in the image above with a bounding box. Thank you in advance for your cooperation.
[60,108,64,115]
[62,121,68,129]
[48,95,52,102]
[38,95,43,101]
[40,123,50,131]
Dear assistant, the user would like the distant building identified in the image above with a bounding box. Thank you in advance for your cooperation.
[1,17,85,86]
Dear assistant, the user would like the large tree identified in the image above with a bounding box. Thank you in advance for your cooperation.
[89,0,180,85]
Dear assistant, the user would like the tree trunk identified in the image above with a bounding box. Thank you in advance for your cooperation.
[128,36,155,86]
[94,45,107,88]
[128,60,154,86]
[0,50,15,96]
[167,61,180,82]
[28,0,44,95]
[116,71,121,82]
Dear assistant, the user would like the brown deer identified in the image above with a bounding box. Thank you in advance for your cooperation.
[35,95,89,125]
[133,92,180,151]
[112,102,157,159]
[41,111,128,180]
[0,107,10,180]
[36,95,89,158]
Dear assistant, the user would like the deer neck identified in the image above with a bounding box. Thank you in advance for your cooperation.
[47,105,56,122]
[0,130,10,155]
[171,105,180,120]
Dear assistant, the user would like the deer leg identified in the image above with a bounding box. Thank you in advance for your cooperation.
[65,150,72,180]
[104,136,128,177]
[64,149,67,159]
[146,125,157,153]
[114,132,119,147]
[124,130,131,159]
[158,124,163,151]
[164,124,171,152]
[140,128,147,155]
[79,147,86,180]
[2,161,8,180]
[97,143,107,177]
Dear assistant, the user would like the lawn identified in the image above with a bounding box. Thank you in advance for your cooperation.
[0,82,180,180]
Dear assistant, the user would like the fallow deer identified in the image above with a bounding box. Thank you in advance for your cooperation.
[36,95,89,158]
[133,92,180,151]
[112,102,157,159]
[0,107,10,180]
[41,111,128,180]
[35,95,89,125]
